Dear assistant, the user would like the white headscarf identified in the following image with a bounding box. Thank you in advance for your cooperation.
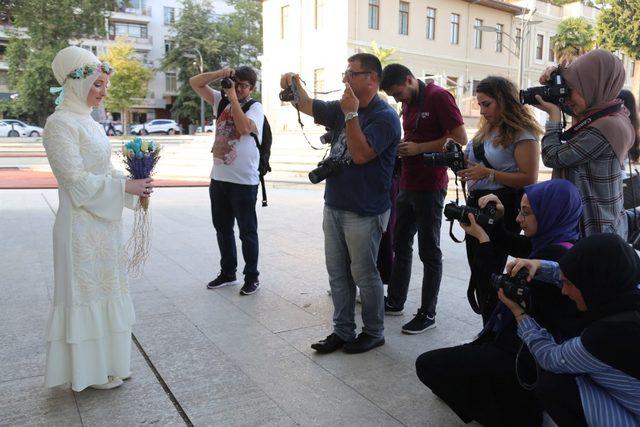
[50,46,102,115]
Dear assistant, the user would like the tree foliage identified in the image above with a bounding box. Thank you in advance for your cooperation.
[363,41,397,67]
[596,0,640,60]
[214,0,262,69]
[551,17,594,65]
[5,0,119,124]
[101,38,153,133]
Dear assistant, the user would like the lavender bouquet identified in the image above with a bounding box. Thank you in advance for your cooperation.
[122,137,161,210]
[121,137,161,276]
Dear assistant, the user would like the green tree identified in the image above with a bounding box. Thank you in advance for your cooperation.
[5,0,119,125]
[551,17,595,65]
[214,0,262,69]
[364,41,397,67]
[597,0,640,59]
[162,0,221,123]
[101,38,153,135]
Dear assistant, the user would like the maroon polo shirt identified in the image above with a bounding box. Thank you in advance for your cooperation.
[400,81,464,191]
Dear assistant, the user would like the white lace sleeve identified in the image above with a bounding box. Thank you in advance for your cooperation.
[109,164,138,210]
[43,117,125,221]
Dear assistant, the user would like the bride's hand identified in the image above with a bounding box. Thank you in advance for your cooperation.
[125,178,154,197]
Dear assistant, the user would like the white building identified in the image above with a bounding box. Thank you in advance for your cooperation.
[261,0,636,133]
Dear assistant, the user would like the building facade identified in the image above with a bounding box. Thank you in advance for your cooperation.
[261,0,636,132]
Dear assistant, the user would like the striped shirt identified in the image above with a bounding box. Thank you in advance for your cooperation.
[518,317,640,426]
[542,121,627,239]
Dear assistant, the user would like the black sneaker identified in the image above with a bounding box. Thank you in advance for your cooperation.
[343,332,385,354]
[401,309,436,334]
[239,279,260,295]
[384,296,403,316]
[310,333,346,354]
[207,272,237,289]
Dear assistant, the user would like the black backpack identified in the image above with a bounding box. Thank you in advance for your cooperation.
[216,97,272,206]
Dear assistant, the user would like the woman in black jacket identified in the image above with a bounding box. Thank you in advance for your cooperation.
[415,179,583,427]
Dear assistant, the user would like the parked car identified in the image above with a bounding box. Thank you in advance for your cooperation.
[196,123,215,133]
[99,120,123,136]
[0,120,28,137]
[130,119,182,135]
[1,119,42,137]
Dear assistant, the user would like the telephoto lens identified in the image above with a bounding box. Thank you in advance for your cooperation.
[221,77,234,89]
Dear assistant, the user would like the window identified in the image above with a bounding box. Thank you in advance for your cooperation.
[109,22,148,38]
[314,0,325,29]
[0,44,5,60]
[536,34,544,60]
[496,24,503,53]
[0,71,8,88]
[446,76,458,97]
[164,7,175,24]
[426,8,436,40]
[129,0,145,9]
[450,13,459,45]
[313,68,325,96]
[471,79,482,95]
[548,40,555,62]
[368,0,379,30]
[515,28,522,55]
[280,5,289,39]
[474,19,483,49]
[164,40,173,54]
[165,72,177,93]
[399,1,409,35]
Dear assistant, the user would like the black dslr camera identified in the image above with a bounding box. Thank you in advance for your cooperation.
[519,70,570,106]
[491,269,531,304]
[444,201,497,226]
[221,77,235,89]
[279,79,300,104]
[309,157,346,184]
[423,140,465,173]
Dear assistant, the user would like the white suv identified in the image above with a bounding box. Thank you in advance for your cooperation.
[130,119,182,135]
[1,119,41,137]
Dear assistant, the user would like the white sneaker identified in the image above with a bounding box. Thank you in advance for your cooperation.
[89,376,123,390]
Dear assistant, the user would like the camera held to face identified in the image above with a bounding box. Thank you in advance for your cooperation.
[490,269,531,304]
[519,70,570,107]
[444,201,498,226]
[221,77,235,89]
[279,79,300,104]
[423,140,465,173]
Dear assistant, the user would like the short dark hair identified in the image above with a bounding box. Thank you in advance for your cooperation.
[380,63,414,91]
[234,66,257,88]
[348,53,382,80]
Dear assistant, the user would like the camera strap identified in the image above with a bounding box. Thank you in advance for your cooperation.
[472,142,495,170]
[560,102,623,141]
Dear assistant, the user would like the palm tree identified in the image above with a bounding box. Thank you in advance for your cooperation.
[363,41,397,67]
[551,17,594,66]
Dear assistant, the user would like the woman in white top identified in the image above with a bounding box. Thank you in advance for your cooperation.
[42,46,153,391]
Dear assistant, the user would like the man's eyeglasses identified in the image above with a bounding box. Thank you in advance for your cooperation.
[342,70,371,79]
[235,82,251,90]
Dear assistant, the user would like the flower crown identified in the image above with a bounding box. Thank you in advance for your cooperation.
[64,62,113,83]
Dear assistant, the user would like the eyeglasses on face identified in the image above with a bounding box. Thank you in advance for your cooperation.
[517,207,532,218]
[342,70,371,79]
[235,82,251,90]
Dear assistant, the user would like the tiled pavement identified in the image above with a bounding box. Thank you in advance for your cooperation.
[0,185,482,426]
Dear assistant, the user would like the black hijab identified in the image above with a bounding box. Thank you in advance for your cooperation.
[559,233,640,379]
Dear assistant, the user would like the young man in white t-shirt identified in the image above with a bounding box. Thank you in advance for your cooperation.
[190,66,265,295]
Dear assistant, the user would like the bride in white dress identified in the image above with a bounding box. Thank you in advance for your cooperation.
[42,46,153,391]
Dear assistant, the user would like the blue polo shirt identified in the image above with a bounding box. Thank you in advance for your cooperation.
[312,95,401,216]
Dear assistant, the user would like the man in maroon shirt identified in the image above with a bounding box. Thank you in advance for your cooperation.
[381,64,467,334]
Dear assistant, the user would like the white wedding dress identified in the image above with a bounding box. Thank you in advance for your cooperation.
[43,107,136,391]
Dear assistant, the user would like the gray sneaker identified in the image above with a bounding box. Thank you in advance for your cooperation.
[401,310,436,334]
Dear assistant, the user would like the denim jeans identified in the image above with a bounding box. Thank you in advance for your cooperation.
[323,206,390,340]
[209,179,259,280]
[386,189,446,317]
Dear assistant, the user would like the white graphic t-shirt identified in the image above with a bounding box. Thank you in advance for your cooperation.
[210,90,264,185]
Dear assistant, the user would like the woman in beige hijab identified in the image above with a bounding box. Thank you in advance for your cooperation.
[535,49,634,239]
[43,46,153,391]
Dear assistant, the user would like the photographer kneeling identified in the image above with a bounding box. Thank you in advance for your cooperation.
[503,234,640,426]
[415,179,584,427]
[533,49,635,239]
[280,53,401,354]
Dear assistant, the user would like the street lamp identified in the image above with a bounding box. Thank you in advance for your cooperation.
[474,14,542,89]
[184,48,205,134]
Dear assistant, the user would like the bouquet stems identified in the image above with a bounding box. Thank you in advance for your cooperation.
[140,196,150,210]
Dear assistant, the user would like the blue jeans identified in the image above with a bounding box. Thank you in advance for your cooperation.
[323,206,390,340]
[387,189,446,317]
[209,179,259,280]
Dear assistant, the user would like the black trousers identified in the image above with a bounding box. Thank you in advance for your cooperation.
[536,371,587,427]
[416,342,542,427]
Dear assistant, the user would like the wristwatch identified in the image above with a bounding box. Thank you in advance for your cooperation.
[344,111,359,123]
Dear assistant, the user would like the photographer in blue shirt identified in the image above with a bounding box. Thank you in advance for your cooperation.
[280,53,401,354]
